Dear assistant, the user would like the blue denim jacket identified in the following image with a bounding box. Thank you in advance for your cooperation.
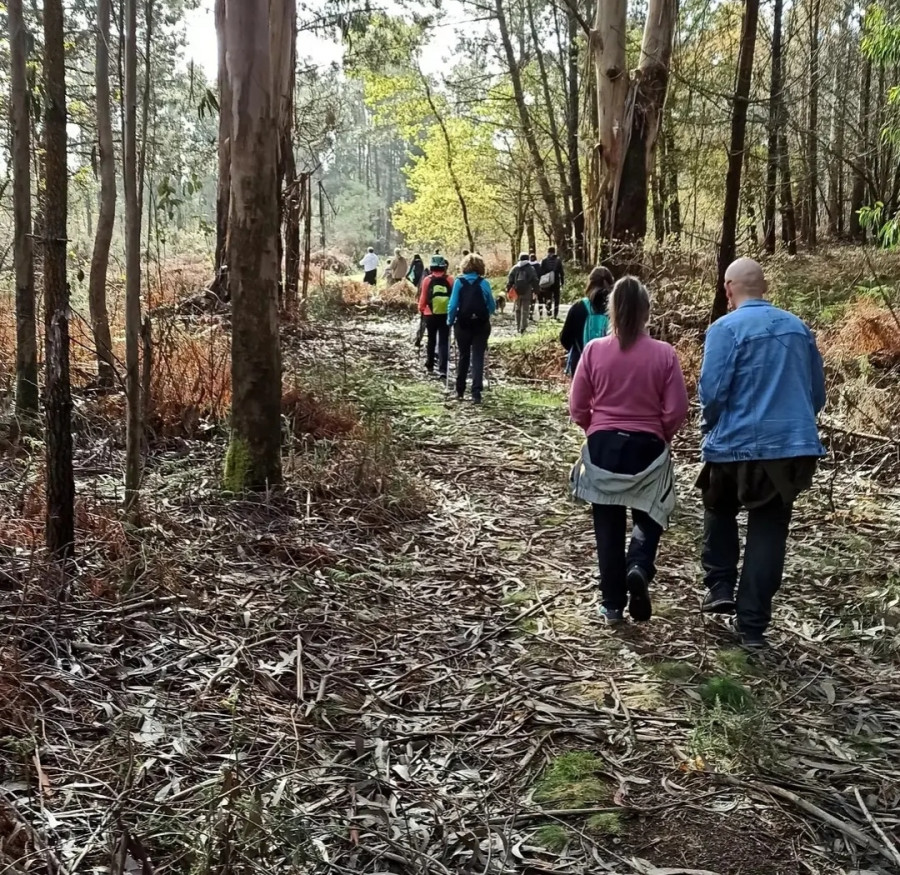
[699,299,826,462]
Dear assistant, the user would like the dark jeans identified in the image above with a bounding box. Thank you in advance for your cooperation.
[702,478,793,636]
[425,314,449,375]
[588,430,665,610]
[454,321,491,399]
[363,269,377,285]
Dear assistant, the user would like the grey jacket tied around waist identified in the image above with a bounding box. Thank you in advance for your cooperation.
[570,443,677,529]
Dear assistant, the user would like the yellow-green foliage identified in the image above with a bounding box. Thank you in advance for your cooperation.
[392,118,505,249]
[534,824,569,852]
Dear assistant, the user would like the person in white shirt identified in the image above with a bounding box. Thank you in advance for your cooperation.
[360,248,379,285]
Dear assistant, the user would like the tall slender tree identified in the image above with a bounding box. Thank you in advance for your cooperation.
[495,0,568,257]
[43,0,75,558]
[567,7,586,264]
[213,0,232,299]
[764,0,784,253]
[88,0,117,389]
[124,0,143,517]
[712,0,761,320]
[222,0,283,490]
[8,0,39,421]
[807,0,821,249]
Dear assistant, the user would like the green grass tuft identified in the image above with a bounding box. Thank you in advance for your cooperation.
[534,824,569,852]
[716,647,753,675]
[534,752,609,807]
[699,675,753,712]
[586,812,623,837]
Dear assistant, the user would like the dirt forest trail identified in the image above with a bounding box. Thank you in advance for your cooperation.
[315,309,900,874]
[5,308,900,875]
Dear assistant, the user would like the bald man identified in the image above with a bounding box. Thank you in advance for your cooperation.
[697,258,826,650]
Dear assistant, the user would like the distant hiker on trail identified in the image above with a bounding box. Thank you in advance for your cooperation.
[448,253,496,404]
[507,253,539,335]
[408,253,425,288]
[540,246,565,320]
[698,257,826,651]
[569,277,689,625]
[529,252,544,319]
[418,256,454,379]
[391,248,409,283]
[360,248,379,285]
[560,266,614,375]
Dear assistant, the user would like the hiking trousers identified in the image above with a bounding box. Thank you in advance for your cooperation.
[516,291,532,333]
[454,321,491,400]
[425,314,449,376]
[702,476,793,636]
[588,430,665,611]
[549,285,561,319]
[363,269,377,286]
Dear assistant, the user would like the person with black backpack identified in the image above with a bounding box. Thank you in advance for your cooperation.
[417,256,454,378]
[540,246,566,319]
[507,253,539,334]
[448,253,496,404]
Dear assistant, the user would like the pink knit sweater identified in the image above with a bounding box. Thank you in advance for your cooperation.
[569,333,689,443]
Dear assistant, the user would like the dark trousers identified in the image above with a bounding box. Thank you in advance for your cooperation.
[549,285,561,318]
[425,314,449,375]
[454,321,491,399]
[363,269,377,285]
[702,486,793,636]
[588,430,665,610]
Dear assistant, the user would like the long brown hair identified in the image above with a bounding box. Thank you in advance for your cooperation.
[585,266,614,313]
[609,276,651,350]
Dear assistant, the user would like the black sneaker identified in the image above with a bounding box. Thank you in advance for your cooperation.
[702,584,736,614]
[472,396,482,405]
[438,372,447,379]
[599,605,625,625]
[456,393,464,402]
[730,618,769,651]
[626,566,652,622]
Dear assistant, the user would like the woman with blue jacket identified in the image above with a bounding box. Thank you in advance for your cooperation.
[447,253,496,404]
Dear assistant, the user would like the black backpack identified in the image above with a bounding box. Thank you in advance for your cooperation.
[513,263,536,294]
[457,277,489,325]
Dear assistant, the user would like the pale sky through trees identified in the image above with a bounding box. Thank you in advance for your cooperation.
[184,0,472,78]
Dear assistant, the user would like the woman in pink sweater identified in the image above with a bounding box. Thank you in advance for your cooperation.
[569,277,689,624]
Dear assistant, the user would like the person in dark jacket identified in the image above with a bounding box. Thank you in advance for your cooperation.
[540,246,566,319]
[448,253,497,404]
[560,266,614,374]
[698,258,826,651]
[408,254,425,288]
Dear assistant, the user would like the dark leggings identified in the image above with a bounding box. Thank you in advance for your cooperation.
[588,430,666,610]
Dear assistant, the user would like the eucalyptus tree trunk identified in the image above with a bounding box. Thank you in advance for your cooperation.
[849,57,871,241]
[222,0,283,491]
[271,0,296,303]
[495,0,568,257]
[763,0,784,253]
[591,0,676,262]
[88,0,117,389]
[713,0,760,321]
[8,0,39,420]
[43,0,75,559]
[567,7,586,264]
[213,0,231,299]
[807,0,820,249]
[124,0,143,519]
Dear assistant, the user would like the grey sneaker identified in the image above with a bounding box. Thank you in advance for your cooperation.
[600,605,625,625]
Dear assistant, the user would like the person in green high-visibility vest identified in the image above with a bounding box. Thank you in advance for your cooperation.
[417,255,454,379]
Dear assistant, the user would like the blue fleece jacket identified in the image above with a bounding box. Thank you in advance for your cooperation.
[699,299,826,462]
[447,273,496,327]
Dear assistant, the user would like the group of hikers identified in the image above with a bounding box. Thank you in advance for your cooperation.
[569,256,825,650]
[361,243,825,651]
